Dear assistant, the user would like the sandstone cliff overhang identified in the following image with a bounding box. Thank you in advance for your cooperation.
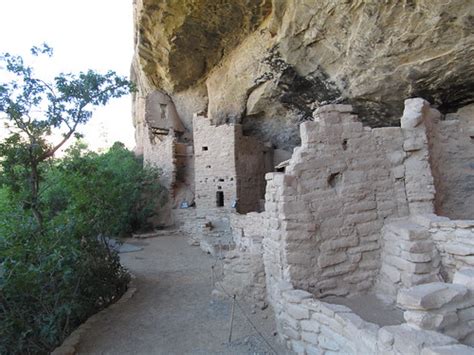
[133,0,474,137]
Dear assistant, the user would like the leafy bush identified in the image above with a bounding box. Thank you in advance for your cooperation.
[0,187,10,215]
[0,44,132,228]
[44,142,164,237]
[0,46,152,354]
[0,143,163,354]
[0,213,129,354]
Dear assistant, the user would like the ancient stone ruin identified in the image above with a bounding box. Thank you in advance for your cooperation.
[131,1,474,354]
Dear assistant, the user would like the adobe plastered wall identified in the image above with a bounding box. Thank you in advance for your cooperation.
[143,132,176,190]
[263,105,410,298]
[138,122,176,226]
[133,85,184,226]
[427,103,474,220]
[144,91,185,133]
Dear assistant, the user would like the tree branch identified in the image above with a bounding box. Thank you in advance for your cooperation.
[38,83,126,161]
[39,115,81,161]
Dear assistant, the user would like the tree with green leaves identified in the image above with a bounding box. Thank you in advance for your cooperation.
[0,44,133,227]
[0,46,148,354]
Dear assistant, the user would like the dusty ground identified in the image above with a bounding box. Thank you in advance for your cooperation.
[325,294,404,326]
[76,233,289,355]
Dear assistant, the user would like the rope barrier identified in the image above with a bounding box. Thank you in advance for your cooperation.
[211,254,279,355]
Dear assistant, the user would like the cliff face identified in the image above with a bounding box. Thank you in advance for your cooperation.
[134,0,272,92]
[133,0,474,150]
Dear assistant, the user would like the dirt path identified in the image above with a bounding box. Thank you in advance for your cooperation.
[76,234,288,355]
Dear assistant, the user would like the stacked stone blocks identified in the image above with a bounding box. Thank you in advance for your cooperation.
[216,213,267,306]
[205,101,474,354]
[272,104,410,297]
[270,281,468,355]
[377,219,441,299]
[398,268,474,346]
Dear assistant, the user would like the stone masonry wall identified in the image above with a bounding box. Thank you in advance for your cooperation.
[193,114,267,215]
[261,172,288,307]
[398,268,474,346]
[173,142,195,208]
[413,214,474,282]
[262,209,474,353]
[141,126,176,226]
[427,103,474,220]
[142,125,176,190]
[212,100,474,354]
[376,218,442,301]
[263,105,410,298]
[217,213,267,307]
[400,99,437,215]
[266,280,467,354]
[193,114,238,213]
[376,213,474,303]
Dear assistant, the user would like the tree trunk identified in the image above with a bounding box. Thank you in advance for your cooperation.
[30,161,43,228]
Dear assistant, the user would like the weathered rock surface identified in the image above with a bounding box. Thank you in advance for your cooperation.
[133,0,474,150]
[134,0,272,93]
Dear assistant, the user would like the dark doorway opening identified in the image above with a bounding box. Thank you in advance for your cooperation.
[216,191,224,207]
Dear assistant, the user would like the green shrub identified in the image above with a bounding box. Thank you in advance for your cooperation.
[0,46,143,354]
[0,187,10,216]
[0,143,163,354]
[44,142,164,236]
[0,212,129,354]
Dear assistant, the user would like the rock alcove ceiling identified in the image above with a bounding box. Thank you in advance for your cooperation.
[134,0,474,150]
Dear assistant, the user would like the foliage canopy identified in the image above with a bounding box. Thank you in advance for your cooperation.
[0,44,133,226]
[0,46,163,354]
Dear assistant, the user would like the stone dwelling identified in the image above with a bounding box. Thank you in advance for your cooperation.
[130,1,474,354]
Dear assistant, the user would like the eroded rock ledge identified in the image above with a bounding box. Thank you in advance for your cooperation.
[133,0,474,150]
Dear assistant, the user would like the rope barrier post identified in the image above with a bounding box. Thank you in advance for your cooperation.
[228,294,236,343]
[211,265,215,287]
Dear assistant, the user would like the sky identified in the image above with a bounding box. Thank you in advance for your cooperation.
[0,0,135,151]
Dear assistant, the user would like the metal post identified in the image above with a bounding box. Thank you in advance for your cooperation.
[228,294,236,343]
[211,265,215,287]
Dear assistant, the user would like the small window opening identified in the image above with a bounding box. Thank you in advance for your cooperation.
[218,178,224,182]
[206,165,211,169]
[202,146,208,151]
[159,104,167,120]
[216,191,224,207]
[328,172,341,188]
[342,139,348,151]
